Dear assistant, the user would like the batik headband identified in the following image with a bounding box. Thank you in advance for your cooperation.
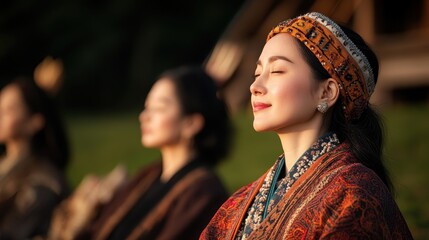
[267,12,375,121]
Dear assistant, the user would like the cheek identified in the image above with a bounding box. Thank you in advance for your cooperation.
[155,112,181,131]
[274,78,312,106]
[157,117,180,135]
[141,112,182,147]
[0,115,27,141]
[271,76,317,127]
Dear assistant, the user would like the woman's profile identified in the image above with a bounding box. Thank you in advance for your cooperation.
[200,12,413,240]
[53,65,234,240]
[0,78,70,239]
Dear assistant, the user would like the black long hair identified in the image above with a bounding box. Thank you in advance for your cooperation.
[296,26,392,191]
[158,65,233,166]
[7,78,70,171]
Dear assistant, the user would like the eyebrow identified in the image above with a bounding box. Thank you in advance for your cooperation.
[145,96,173,106]
[256,55,294,66]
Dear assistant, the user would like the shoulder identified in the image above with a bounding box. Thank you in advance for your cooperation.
[135,161,162,178]
[320,162,391,209]
[25,159,69,196]
[125,161,162,189]
[177,166,228,200]
[321,143,390,199]
[332,162,389,197]
[311,163,413,238]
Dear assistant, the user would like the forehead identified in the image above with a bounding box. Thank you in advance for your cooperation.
[146,78,177,102]
[0,84,23,103]
[259,33,301,61]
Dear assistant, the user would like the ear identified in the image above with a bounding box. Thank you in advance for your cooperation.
[181,113,205,140]
[318,78,340,108]
[28,113,45,135]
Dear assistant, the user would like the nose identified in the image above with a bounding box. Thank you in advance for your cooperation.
[139,110,146,123]
[250,77,265,96]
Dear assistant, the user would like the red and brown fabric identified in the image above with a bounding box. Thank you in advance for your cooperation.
[200,143,413,240]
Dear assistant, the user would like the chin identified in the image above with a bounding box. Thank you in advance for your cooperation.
[141,138,157,148]
[253,121,269,132]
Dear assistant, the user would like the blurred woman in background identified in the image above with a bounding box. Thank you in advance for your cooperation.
[0,77,70,239]
[74,65,233,240]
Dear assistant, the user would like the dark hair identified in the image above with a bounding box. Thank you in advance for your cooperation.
[158,65,233,166]
[9,78,70,171]
[296,26,392,191]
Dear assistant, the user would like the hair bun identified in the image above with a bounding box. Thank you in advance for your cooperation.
[34,56,64,96]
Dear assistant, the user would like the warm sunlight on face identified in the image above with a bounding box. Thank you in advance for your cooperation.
[0,84,32,143]
[139,78,185,148]
[250,34,320,133]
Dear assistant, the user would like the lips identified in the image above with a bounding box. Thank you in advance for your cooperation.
[141,126,150,135]
[252,102,271,112]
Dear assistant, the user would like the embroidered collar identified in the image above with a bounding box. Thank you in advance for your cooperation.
[237,132,340,240]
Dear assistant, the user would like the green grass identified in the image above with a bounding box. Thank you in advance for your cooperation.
[65,112,160,185]
[383,105,429,239]
[65,105,429,239]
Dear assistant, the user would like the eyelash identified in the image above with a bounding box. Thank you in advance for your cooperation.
[254,70,284,78]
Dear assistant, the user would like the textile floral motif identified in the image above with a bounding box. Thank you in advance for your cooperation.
[238,133,340,240]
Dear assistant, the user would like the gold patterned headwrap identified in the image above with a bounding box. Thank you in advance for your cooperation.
[267,12,375,121]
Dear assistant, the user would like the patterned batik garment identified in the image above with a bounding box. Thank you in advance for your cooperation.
[237,133,340,239]
[200,133,413,240]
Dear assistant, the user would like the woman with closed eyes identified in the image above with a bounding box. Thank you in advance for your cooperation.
[200,12,413,240]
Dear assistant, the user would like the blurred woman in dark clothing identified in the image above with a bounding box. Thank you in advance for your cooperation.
[76,65,233,240]
[0,78,70,239]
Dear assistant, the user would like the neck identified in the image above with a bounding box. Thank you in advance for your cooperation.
[277,117,327,172]
[0,140,32,174]
[160,144,196,182]
[5,139,32,159]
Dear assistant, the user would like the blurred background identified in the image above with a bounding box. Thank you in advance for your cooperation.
[1,0,428,238]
